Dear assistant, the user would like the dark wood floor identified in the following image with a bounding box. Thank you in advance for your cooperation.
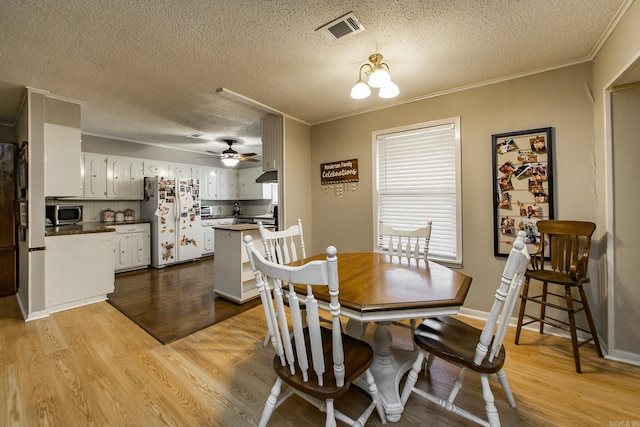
[108,255,261,344]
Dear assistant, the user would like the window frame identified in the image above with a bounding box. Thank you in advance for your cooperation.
[372,117,463,267]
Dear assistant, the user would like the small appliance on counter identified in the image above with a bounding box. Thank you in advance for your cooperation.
[233,202,241,216]
[46,205,83,226]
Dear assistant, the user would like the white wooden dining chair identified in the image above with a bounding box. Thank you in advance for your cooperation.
[378,221,432,337]
[244,235,386,427]
[400,231,530,427]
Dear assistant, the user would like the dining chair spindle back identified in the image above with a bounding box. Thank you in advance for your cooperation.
[378,221,433,339]
[244,235,386,427]
[378,221,432,263]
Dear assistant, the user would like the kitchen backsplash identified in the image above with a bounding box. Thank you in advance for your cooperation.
[46,198,273,222]
[46,199,141,223]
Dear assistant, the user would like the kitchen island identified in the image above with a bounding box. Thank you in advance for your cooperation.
[213,223,273,303]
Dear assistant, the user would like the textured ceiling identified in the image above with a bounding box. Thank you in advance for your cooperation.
[0,0,631,161]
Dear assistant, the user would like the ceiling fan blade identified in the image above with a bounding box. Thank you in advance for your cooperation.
[240,152,257,157]
[240,157,260,162]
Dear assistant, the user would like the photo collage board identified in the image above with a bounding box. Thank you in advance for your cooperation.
[491,127,554,257]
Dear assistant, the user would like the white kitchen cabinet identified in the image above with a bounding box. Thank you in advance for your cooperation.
[169,163,192,179]
[107,155,144,199]
[44,123,82,197]
[143,160,170,177]
[82,153,144,199]
[193,167,218,200]
[44,232,115,313]
[202,221,216,255]
[82,152,108,198]
[213,224,270,303]
[238,167,272,200]
[261,115,283,172]
[112,223,150,272]
[217,168,238,200]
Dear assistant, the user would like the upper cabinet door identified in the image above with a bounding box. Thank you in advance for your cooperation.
[82,153,107,199]
[44,123,82,197]
[107,155,144,199]
[143,161,169,177]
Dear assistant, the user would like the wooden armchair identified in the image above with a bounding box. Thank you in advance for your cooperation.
[401,232,530,427]
[514,220,603,373]
[244,236,386,426]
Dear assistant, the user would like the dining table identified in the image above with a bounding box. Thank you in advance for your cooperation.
[290,252,473,423]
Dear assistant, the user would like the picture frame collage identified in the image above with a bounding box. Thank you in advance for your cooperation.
[491,127,554,257]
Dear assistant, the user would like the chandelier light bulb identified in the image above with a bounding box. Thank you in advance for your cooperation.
[350,79,371,99]
[378,81,400,99]
[368,68,391,88]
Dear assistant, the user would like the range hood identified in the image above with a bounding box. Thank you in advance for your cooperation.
[256,170,277,183]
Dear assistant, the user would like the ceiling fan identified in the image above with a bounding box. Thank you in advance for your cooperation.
[207,139,259,167]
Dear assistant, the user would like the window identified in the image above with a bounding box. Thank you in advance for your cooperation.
[374,117,462,265]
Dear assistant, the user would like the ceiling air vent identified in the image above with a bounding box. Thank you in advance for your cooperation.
[186,132,205,139]
[316,12,365,41]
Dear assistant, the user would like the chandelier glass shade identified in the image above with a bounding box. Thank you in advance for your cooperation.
[350,53,399,99]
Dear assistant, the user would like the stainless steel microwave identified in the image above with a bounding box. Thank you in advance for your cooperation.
[46,205,83,225]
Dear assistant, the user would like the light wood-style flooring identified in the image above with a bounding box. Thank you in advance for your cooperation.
[1,291,639,426]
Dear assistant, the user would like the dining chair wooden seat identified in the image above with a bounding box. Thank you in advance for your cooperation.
[401,232,530,427]
[244,236,386,427]
[378,221,432,338]
[514,220,603,373]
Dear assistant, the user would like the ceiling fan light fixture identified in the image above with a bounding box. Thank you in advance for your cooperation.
[221,156,240,167]
[350,53,398,99]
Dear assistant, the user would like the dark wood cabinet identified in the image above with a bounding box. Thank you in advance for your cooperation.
[0,142,17,297]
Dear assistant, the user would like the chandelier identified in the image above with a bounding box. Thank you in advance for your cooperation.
[350,53,400,99]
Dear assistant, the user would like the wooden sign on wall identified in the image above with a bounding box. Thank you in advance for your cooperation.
[320,159,359,185]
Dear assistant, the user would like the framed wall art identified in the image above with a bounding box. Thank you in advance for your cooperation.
[492,127,554,257]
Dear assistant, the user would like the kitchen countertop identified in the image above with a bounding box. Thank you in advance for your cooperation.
[214,224,274,232]
[45,220,150,236]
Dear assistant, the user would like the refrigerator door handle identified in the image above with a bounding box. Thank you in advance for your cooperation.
[28,247,46,252]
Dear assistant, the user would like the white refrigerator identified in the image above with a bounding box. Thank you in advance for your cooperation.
[141,176,202,268]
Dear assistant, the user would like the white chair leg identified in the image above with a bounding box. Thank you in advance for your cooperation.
[480,374,500,427]
[425,353,435,373]
[325,399,336,427]
[259,378,282,427]
[263,331,271,348]
[401,351,425,405]
[447,367,466,405]
[364,369,386,423]
[495,368,516,407]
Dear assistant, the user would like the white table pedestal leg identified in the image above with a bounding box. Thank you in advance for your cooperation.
[352,321,415,423]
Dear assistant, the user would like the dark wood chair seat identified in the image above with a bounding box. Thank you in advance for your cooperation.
[525,269,590,286]
[414,317,506,374]
[274,326,373,400]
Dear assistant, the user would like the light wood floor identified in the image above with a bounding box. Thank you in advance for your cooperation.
[1,294,639,426]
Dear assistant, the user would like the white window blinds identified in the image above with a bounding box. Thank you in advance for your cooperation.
[376,117,462,264]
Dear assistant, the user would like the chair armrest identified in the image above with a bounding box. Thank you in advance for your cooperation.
[569,256,589,281]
